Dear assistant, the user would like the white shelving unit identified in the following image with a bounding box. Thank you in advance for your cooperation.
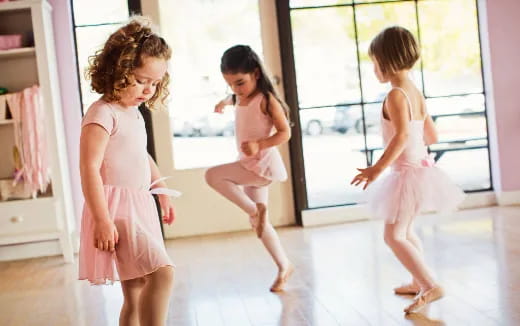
[0,0,74,262]
[0,47,36,58]
[0,120,14,126]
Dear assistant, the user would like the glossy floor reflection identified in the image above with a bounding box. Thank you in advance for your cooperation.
[1,206,519,325]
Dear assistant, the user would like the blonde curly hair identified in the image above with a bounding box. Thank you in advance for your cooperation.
[86,17,172,109]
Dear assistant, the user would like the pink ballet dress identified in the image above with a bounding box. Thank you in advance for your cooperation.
[366,88,465,224]
[235,92,287,182]
[78,100,173,285]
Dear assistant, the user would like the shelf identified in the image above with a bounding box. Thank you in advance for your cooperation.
[0,120,14,126]
[0,0,73,262]
[0,47,35,59]
[0,0,48,12]
[0,195,53,206]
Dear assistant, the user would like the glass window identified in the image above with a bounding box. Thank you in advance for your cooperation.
[74,24,124,112]
[72,0,129,26]
[355,1,420,103]
[354,0,400,3]
[71,0,130,113]
[158,0,263,170]
[290,0,490,208]
[291,7,360,107]
[300,106,367,207]
[418,0,483,97]
[291,0,352,8]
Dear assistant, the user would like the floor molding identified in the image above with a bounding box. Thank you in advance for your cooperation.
[303,191,498,227]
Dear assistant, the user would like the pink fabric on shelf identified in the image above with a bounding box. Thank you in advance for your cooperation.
[0,35,23,50]
[6,86,50,196]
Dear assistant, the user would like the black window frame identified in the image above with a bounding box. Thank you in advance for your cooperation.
[277,0,492,220]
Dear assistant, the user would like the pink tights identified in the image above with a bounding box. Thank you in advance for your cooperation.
[205,162,290,270]
[384,211,436,291]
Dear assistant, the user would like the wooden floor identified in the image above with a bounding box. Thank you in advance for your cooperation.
[1,206,519,326]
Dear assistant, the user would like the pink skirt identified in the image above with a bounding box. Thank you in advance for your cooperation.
[78,185,173,285]
[239,147,287,182]
[366,160,465,224]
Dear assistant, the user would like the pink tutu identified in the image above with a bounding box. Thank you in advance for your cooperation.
[78,185,173,285]
[239,147,287,182]
[366,157,466,224]
[366,87,466,223]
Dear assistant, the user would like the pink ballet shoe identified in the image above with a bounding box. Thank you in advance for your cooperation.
[404,286,444,314]
[270,263,294,292]
[405,312,445,325]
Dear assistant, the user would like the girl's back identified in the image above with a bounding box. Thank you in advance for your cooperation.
[382,86,428,166]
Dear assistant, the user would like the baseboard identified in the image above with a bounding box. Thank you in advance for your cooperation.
[496,190,520,206]
[302,191,498,227]
[0,239,62,262]
[459,191,497,209]
[302,205,370,227]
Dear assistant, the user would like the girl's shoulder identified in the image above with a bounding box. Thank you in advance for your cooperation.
[82,99,119,135]
[258,92,272,115]
[386,86,409,99]
[259,91,278,108]
[385,86,426,120]
[85,98,118,116]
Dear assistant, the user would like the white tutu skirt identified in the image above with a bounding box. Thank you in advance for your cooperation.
[366,160,466,224]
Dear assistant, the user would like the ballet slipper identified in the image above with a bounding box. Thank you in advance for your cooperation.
[270,263,294,292]
[394,283,420,295]
[404,286,444,314]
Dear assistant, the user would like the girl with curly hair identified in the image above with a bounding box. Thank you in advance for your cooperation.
[78,18,176,325]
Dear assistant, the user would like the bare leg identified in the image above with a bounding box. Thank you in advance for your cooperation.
[120,277,145,326]
[138,266,174,326]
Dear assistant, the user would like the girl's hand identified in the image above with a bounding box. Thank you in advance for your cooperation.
[241,140,260,157]
[350,166,383,190]
[214,100,226,114]
[158,194,175,225]
[93,218,119,252]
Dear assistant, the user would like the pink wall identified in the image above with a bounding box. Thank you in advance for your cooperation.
[483,0,520,192]
[48,0,83,224]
